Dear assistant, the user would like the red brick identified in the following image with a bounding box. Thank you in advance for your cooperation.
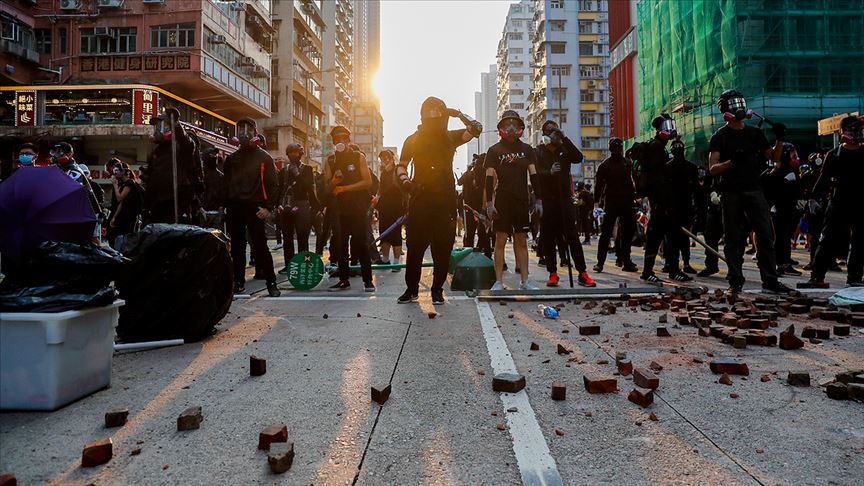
[617,359,633,376]
[789,304,809,314]
[0,474,16,486]
[583,374,618,394]
[656,327,671,337]
[177,406,203,431]
[787,371,810,387]
[698,327,711,337]
[82,438,113,467]
[749,318,770,330]
[250,355,267,376]
[258,424,288,450]
[732,336,747,349]
[802,327,830,340]
[718,372,733,385]
[104,407,129,428]
[676,314,691,325]
[826,382,849,400]
[760,374,771,382]
[551,382,567,400]
[709,358,750,376]
[493,373,526,393]
[579,325,600,336]
[834,324,851,336]
[371,384,392,405]
[745,331,777,347]
[633,368,659,389]
[557,343,572,355]
[779,325,804,350]
[627,387,654,408]
[268,442,295,474]
[530,342,540,351]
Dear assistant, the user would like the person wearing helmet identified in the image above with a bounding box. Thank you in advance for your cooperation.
[223,116,281,297]
[709,89,791,294]
[664,138,700,275]
[377,149,407,270]
[484,110,541,291]
[594,137,638,273]
[638,113,692,284]
[534,119,596,287]
[762,142,804,276]
[807,115,864,287]
[142,107,202,224]
[394,96,482,304]
[276,143,318,273]
[324,126,375,292]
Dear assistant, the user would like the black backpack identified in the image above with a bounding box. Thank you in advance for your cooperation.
[626,141,650,198]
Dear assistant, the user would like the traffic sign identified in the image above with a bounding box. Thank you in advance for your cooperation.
[287,251,325,290]
[818,112,859,136]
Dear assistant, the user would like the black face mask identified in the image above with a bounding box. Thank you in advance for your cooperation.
[421,117,448,134]
[672,148,685,159]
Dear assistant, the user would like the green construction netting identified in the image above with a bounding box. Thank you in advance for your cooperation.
[635,0,864,160]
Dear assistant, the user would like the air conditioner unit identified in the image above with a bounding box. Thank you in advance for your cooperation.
[209,34,227,44]
[239,56,255,66]
[587,80,596,87]
[252,65,267,77]
[97,0,123,7]
[94,27,115,38]
[59,0,80,10]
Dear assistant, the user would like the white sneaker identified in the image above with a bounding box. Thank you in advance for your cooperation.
[491,281,506,291]
[519,280,539,291]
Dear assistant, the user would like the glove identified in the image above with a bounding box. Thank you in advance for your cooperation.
[710,191,721,206]
[486,204,498,220]
[784,172,796,182]
[772,122,786,140]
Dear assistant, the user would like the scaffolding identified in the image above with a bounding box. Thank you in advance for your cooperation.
[636,0,864,160]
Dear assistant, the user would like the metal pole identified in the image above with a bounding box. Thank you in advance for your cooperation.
[305,71,310,165]
[170,113,179,224]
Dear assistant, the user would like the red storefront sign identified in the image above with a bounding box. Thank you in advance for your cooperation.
[609,55,636,141]
[15,90,36,126]
[132,89,159,125]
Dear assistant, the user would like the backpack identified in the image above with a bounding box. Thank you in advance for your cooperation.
[626,141,650,198]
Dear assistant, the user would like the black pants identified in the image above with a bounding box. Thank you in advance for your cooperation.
[669,212,692,266]
[147,199,196,225]
[597,201,635,267]
[812,202,864,283]
[703,206,723,270]
[316,206,339,264]
[463,211,492,256]
[642,203,678,277]
[227,202,275,284]
[721,190,779,286]
[405,208,456,294]
[337,212,372,284]
[772,206,799,266]
[541,202,587,274]
[281,200,312,264]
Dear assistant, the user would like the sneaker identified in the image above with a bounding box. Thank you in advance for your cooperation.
[762,280,793,295]
[641,273,663,285]
[329,280,350,291]
[266,281,281,297]
[537,257,546,266]
[593,264,603,273]
[682,264,697,274]
[671,272,693,283]
[615,259,623,267]
[578,272,597,287]
[621,262,639,273]
[838,259,847,266]
[233,282,246,294]
[278,267,288,274]
[364,282,376,293]
[547,272,560,287]
[432,289,446,305]
[520,280,539,291]
[397,290,419,304]
[697,267,719,277]
[779,265,802,276]
[491,281,506,291]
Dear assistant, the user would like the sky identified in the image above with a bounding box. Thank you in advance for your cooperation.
[375,0,513,174]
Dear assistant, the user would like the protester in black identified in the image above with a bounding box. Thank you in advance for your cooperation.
[200,147,226,230]
[697,172,724,277]
[594,137,638,273]
[107,162,143,248]
[665,138,700,274]
[276,143,317,273]
[223,117,280,297]
[808,115,864,286]
[575,182,594,244]
[459,154,493,256]
[395,97,482,304]
[763,142,803,276]
[325,126,375,292]
[534,119,596,287]
[800,153,827,269]
[377,149,407,269]
[708,90,790,294]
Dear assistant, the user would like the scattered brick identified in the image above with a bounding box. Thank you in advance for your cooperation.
[658,313,668,324]
[809,338,823,344]
[698,327,711,337]
[649,361,664,372]
[848,383,864,402]
[267,442,295,474]
[81,438,113,467]
[258,424,288,450]
[585,411,593,417]
[104,407,129,428]
[808,306,827,318]
[530,342,540,351]
[789,304,809,314]
[583,374,618,394]
[628,387,654,408]
[478,370,486,376]
[802,327,830,339]
[177,406,203,431]
[826,382,849,400]
[732,336,747,349]
[250,355,267,376]
[0,474,16,486]
[551,382,567,400]
[496,423,506,431]
[372,384,392,405]
[428,312,437,319]
[693,357,704,364]
[579,325,600,336]
[656,327,671,337]
[730,393,739,399]
[617,359,633,376]
[819,310,842,321]
[779,325,804,350]
[130,448,142,456]
[834,324,851,336]
[709,358,750,376]
[745,331,777,347]
[749,318,770,330]
[719,372,733,385]
[787,371,811,387]
[596,359,609,365]
[557,343,572,355]
[633,368,659,389]
[850,313,864,326]
[760,374,771,382]
[493,373,526,393]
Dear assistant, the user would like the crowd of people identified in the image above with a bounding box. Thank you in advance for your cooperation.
[5,90,863,304]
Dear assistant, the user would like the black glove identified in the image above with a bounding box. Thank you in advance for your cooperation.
[399,174,413,193]
[772,122,786,140]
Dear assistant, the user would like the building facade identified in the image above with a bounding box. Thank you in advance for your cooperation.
[496,0,534,134]
[608,0,639,144]
[467,64,498,165]
[351,0,383,174]
[320,0,354,155]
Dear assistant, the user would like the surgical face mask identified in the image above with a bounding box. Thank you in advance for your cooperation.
[18,153,35,165]
[334,143,346,152]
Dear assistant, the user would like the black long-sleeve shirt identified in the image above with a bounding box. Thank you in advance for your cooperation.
[812,145,864,206]
[223,146,278,209]
[277,162,318,210]
[534,137,583,203]
[594,154,635,206]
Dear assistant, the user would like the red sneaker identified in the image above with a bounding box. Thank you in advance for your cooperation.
[578,272,597,287]
[546,272,560,287]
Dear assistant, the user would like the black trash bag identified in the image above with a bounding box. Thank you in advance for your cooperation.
[115,224,233,343]
[0,241,126,312]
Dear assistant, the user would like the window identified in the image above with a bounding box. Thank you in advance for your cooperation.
[550,43,566,54]
[510,73,526,81]
[552,88,567,101]
[510,47,523,54]
[509,88,524,95]
[551,65,571,76]
[579,64,602,77]
[509,61,524,67]
[59,28,67,54]
[579,20,597,34]
[581,113,594,126]
[579,0,596,11]
[579,42,594,56]
[550,20,566,32]
[151,23,195,48]
[551,0,564,8]
[508,32,523,40]
[35,29,52,54]
[511,103,525,109]
[80,27,137,54]
[580,89,601,102]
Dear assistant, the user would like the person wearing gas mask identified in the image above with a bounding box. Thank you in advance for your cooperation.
[639,114,692,284]
[708,89,791,294]
[275,143,318,273]
[665,138,700,275]
[143,107,202,225]
[395,97,482,304]
[458,154,493,257]
[763,143,803,276]
[807,115,864,287]
[594,137,638,273]
[483,110,541,291]
[534,119,596,287]
[377,149,407,270]
[50,142,103,244]
[223,117,280,297]
[324,126,375,292]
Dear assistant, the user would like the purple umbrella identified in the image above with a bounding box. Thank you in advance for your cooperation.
[0,166,97,260]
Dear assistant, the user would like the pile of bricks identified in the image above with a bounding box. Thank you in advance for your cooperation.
[823,369,864,402]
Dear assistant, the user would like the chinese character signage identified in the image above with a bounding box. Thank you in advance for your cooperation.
[79,55,190,73]
[133,89,159,125]
[287,252,325,290]
[15,90,36,126]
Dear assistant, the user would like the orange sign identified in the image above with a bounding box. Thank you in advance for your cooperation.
[15,90,36,126]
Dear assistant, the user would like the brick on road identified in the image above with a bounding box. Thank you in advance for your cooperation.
[579,325,600,336]
[371,384,392,405]
[177,406,203,431]
[493,373,526,393]
[551,382,566,400]
[258,424,288,450]
[0,474,16,486]
[105,407,129,428]
[250,355,267,376]
[628,388,654,408]
[268,442,295,474]
[633,368,659,389]
[617,359,633,376]
[82,438,113,467]
[787,371,811,387]
[780,325,804,350]
[583,374,617,394]
[709,358,750,376]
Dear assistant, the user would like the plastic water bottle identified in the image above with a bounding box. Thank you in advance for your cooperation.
[537,304,559,319]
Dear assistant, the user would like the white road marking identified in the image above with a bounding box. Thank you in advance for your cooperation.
[476,301,563,486]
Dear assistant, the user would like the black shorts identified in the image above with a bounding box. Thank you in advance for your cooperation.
[494,197,530,235]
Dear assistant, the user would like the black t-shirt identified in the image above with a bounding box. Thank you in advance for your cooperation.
[400,128,464,213]
[709,125,771,193]
[115,179,143,225]
[485,140,536,202]
[813,145,864,206]
[328,150,370,215]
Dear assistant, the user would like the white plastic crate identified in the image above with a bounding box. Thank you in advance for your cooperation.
[0,300,123,411]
